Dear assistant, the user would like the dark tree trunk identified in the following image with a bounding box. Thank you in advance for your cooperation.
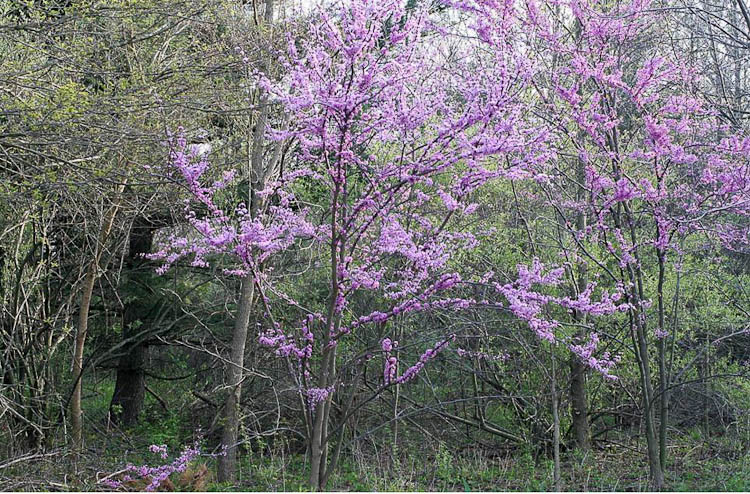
[569,355,591,450]
[110,342,147,426]
[109,220,156,426]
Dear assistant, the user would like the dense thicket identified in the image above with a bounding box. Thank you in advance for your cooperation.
[1,0,749,491]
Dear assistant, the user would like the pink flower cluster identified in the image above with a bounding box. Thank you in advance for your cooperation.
[99,441,204,491]
[568,333,621,379]
[306,386,335,411]
[382,338,399,384]
[493,259,629,374]
[517,0,750,261]
[382,335,456,386]
[147,133,318,276]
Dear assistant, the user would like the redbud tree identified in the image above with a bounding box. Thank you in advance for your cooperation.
[252,2,542,486]
[462,0,750,487]
[150,0,667,489]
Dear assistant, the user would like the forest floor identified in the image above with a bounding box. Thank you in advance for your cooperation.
[2,381,748,491]
[1,428,748,491]
[220,434,749,492]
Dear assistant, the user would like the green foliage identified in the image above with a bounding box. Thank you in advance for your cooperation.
[132,411,183,451]
[2,0,750,492]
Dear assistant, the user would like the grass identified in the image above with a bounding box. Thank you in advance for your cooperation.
[191,430,747,491]
[2,433,747,491]
[3,389,747,492]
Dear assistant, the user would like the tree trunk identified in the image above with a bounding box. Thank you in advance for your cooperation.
[569,356,590,450]
[568,247,590,451]
[70,258,98,447]
[71,185,124,447]
[217,275,255,482]
[217,1,275,481]
[634,294,665,491]
[569,263,591,450]
[656,249,669,471]
[309,390,326,491]
[309,343,336,491]
[552,357,561,492]
[109,221,157,426]
[610,155,664,489]
[110,345,147,426]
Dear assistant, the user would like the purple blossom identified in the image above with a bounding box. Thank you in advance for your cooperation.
[306,386,334,411]
[390,335,455,385]
[99,440,205,491]
[148,444,168,460]
[569,333,620,380]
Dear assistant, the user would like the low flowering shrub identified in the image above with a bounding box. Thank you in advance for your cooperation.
[98,439,217,492]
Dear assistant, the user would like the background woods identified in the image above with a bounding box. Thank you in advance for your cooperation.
[1,0,749,491]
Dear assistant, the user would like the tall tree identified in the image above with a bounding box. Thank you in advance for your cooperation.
[71,182,125,447]
[151,1,627,488]
[485,0,750,486]
[216,0,282,481]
